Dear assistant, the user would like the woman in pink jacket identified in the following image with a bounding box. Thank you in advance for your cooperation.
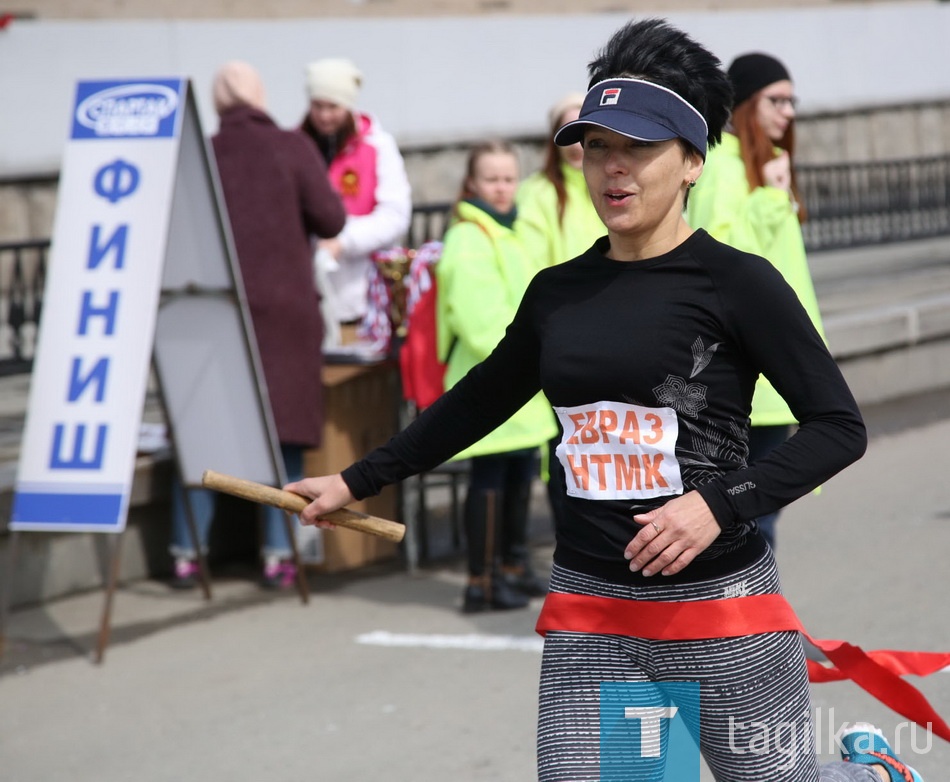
[300,58,412,331]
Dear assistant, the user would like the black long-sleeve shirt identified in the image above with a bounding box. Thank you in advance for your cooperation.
[344,230,867,584]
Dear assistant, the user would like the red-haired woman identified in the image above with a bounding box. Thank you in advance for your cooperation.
[517,92,604,270]
[687,52,825,551]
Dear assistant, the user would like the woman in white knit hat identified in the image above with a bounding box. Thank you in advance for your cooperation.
[300,57,412,332]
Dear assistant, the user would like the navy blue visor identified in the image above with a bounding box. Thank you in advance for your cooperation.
[554,78,708,159]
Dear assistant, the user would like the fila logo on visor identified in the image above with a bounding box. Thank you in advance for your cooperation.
[600,88,621,106]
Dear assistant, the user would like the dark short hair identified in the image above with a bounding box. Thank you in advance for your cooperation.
[586,18,733,150]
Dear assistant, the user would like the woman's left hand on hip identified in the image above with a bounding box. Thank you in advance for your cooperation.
[624,492,722,577]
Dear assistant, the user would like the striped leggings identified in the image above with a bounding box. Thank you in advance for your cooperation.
[537,554,878,782]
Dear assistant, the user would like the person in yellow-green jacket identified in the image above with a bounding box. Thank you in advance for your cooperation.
[686,51,823,550]
[516,92,605,270]
[436,139,558,612]
[517,94,606,532]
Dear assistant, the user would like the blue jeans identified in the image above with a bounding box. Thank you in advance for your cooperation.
[169,445,304,560]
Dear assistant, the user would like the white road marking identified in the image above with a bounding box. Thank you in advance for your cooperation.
[356,630,544,653]
[357,637,950,673]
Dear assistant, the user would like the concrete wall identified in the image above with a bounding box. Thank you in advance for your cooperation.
[3,4,950,240]
[3,98,950,243]
[1,4,950,175]
[401,100,950,203]
[5,0,923,20]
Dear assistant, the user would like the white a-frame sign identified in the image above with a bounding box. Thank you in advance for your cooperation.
[4,78,304,661]
[13,75,287,528]
[13,79,194,533]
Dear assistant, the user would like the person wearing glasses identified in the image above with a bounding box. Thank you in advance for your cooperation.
[686,51,825,551]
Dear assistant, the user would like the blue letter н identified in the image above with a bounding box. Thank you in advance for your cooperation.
[77,290,119,335]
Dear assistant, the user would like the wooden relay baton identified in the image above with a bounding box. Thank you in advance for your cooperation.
[201,469,405,543]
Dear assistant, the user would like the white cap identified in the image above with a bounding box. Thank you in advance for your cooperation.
[305,58,362,109]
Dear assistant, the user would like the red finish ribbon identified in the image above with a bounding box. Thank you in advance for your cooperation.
[536,591,950,743]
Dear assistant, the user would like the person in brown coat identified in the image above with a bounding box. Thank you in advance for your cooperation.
[169,61,346,589]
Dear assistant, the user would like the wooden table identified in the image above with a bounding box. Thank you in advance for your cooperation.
[304,359,403,573]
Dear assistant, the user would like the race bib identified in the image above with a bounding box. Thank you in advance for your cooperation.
[554,401,683,501]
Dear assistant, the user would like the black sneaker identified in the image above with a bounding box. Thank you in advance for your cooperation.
[504,568,549,597]
[462,578,530,613]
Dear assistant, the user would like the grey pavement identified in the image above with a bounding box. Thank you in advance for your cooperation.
[1,390,949,781]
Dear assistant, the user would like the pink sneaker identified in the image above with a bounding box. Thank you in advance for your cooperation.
[171,558,199,590]
[261,559,296,590]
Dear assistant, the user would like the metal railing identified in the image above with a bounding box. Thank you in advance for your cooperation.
[3,154,949,373]
[0,239,48,375]
[798,154,950,251]
[408,202,453,249]
[409,155,950,252]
